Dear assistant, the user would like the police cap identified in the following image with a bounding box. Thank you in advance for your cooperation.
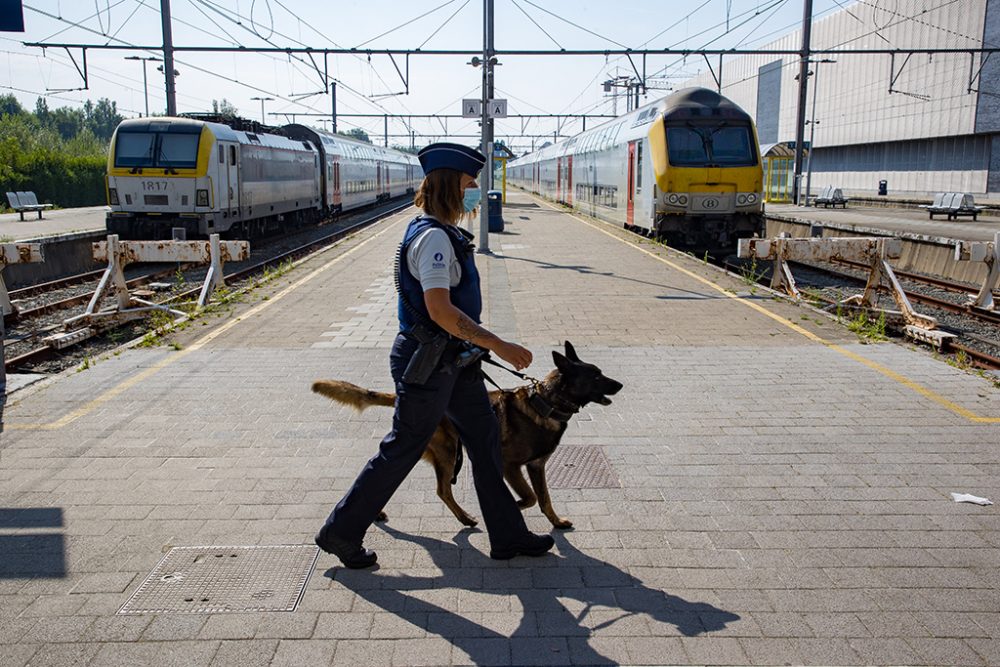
[417,142,486,177]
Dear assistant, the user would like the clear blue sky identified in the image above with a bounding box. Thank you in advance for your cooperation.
[2,1,851,151]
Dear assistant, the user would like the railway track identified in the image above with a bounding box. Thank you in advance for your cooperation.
[616,224,1000,372]
[4,200,412,375]
[749,256,1000,370]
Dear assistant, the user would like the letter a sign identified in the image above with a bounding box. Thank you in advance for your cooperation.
[488,99,507,118]
[461,99,482,118]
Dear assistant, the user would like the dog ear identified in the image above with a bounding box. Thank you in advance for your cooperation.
[564,340,580,362]
[552,350,572,372]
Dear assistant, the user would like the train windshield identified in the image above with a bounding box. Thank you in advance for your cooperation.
[665,123,757,167]
[114,129,201,169]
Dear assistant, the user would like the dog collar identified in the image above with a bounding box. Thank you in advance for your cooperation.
[528,389,578,423]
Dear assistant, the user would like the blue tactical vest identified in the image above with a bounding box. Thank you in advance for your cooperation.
[397,216,482,333]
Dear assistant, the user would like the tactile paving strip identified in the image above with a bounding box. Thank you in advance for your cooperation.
[118,545,319,615]
[545,445,620,489]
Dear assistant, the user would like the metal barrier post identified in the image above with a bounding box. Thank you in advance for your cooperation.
[54,236,249,349]
[1,243,44,395]
[955,232,1000,311]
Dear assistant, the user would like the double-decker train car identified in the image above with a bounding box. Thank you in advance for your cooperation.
[105,116,421,239]
[282,124,420,215]
[508,87,764,253]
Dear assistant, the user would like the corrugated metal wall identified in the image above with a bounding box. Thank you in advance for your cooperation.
[679,0,997,195]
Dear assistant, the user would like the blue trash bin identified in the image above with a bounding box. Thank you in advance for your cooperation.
[487,190,504,232]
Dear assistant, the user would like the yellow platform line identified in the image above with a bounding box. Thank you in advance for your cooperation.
[534,198,1000,424]
[5,211,412,431]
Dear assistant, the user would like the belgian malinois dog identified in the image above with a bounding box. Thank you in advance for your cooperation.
[312,341,623,529]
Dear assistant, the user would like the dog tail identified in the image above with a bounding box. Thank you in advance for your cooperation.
[311,380,395,412]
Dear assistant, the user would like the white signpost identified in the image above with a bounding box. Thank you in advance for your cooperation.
[487,98,508,118]
[461,99,482,118]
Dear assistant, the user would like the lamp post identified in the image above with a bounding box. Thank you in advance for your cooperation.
[124,56,162,117]
[804,58,836,207]
[250,96,273,124]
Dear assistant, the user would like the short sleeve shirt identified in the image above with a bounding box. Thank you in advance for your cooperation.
[406,224,462,291]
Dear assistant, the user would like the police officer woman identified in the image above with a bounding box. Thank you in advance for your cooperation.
[315,142,554,568]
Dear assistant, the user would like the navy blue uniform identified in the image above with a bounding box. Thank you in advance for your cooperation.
[320,216,532,551]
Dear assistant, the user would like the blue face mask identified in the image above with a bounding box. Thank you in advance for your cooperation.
[462,188,482,212]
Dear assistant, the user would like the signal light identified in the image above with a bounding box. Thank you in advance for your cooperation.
[196,189,209,206]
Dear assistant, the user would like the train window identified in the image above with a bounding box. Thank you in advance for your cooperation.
[218,145,224,163]
[635,142,643,191]
[665,124,756,166]
[229,146,236,165]
[157,133,200,169]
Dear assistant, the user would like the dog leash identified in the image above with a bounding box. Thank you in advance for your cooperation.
[478,356,578,423]
[478,355,539,391]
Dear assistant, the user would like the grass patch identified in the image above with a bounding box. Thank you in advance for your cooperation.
[844,309,887,342]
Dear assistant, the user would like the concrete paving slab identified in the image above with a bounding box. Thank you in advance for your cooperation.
[0,206,107,242]
[768,202,1000,242]
[0,195,998,665]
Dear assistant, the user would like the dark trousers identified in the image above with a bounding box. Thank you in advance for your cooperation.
[323,333,530,550]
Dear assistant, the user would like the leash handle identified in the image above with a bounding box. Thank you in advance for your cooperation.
[481,355,541,386]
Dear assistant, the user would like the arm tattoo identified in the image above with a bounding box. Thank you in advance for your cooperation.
[455,313,500,345]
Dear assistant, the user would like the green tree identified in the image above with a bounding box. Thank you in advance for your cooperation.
[50,106,85,140]
[34,97,50,126]
[339,127,371,144]
[0,94,25,117]
[212,98,239,119]
[85,98,123,142]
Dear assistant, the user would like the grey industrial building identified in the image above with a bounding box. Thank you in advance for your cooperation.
[680,0,1000,200]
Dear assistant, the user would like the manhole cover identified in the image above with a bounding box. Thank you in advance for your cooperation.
[546,446,620,489]
[118,545,319,615]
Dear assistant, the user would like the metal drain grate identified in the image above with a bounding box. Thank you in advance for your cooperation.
[118,545,319,615]
[546,445,620,489]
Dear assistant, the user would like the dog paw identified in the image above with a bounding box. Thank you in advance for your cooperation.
[460,515,479,527]
[375,510,388,522]
[553,518,574,529]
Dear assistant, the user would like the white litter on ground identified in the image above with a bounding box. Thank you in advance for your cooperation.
[951,493,994,506]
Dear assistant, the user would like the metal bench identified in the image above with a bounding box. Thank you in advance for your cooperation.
[813,185,849,208]
[5,191,53,220]
[922,192,984,221]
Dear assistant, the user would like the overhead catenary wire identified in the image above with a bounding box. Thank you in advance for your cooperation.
[21,2,347,122]
[353,0,459,49]
[510,0,564,51]
[518,0,629,49]
[417,0,473,51]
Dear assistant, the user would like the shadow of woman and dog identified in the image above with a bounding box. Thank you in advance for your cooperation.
[325,524,739,666]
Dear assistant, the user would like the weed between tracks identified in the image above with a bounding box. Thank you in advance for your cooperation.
[842,309,888,343]
[134,256,294,351]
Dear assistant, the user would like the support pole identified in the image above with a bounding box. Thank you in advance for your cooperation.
[792,0,813,206]
[478,0,494,252]
[330,81,337,133]
[141,60,149,116]
[160,0,177,116]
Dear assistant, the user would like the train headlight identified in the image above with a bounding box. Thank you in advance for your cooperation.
[108,188,119,205]
[678,195,688,205]
[667,193,679,205]
[746,193,758,204]
[196,189,209,206]
[737,194,747,205]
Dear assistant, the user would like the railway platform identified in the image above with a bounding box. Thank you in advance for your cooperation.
[0,206,107,242]
[767,202,1000,243]
[2,192,1000,666]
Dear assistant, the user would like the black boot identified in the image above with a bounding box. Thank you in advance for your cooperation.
[490,532,555,560]
[315,527,377,569]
